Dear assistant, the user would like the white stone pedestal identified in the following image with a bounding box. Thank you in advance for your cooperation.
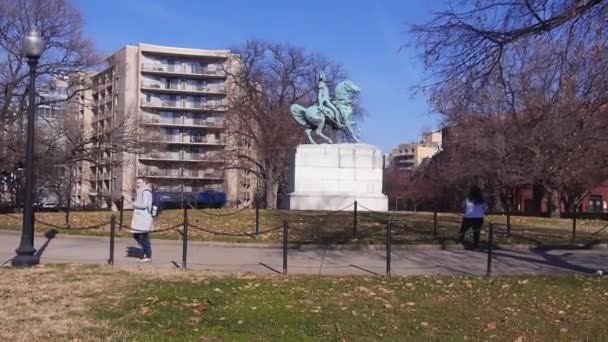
[282,143,388,211]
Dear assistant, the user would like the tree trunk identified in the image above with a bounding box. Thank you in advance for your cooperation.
[532,184,545,215]
[547,189,561,218]
[265,178,279,209]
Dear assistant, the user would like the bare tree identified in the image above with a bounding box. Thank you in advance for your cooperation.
[0,0,100,206]
[223,40,347,208]
[410,0,608,217]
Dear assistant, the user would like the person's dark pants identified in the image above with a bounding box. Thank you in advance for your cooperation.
[133,233,152,258]
[459,218,484,248]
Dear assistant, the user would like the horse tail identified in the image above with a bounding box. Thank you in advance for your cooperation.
[290,104,311,127]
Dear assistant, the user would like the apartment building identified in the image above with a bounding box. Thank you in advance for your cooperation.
[36,77,94,209]
[88,43,253,209]
[386,130,442,171]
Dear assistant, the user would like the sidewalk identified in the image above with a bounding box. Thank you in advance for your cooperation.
[1,230,606,276]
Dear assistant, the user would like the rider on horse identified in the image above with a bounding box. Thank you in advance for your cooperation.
[317,73,344,127]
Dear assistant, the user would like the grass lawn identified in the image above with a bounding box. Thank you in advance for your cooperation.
[1,264,607,341]
[1,208,607,246]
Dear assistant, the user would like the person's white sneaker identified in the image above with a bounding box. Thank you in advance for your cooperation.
[141,257,151,263]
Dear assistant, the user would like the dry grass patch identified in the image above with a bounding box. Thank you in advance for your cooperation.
[0,264,134,341]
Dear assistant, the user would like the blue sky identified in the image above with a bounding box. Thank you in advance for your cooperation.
[73,0,443,153]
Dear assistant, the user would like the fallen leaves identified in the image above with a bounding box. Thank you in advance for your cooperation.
[139,306,153,316]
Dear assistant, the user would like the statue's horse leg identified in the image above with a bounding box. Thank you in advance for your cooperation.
[305,128,317,144]
[315,116,333,144]
[345,122,360,143]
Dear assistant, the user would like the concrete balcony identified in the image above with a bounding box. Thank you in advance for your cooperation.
[138,168,224,180]
[141,63,227,79]
[159,185,224,192]
[147,134,226,146]
[139,152,224,163]
[138,169,181,178]
[140,99,227,112]
[183,153,225,163]
[139,152,181,161]
[182,169,224,180]
[184,118,224,128]
[141,81,227,95]
[141,115,224,129]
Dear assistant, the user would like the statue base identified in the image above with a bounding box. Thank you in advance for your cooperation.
[281,143,388,211]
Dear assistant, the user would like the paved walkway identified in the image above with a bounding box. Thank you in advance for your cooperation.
[1,230,606,276]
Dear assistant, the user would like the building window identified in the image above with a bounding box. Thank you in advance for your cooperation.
[588,195,603,213]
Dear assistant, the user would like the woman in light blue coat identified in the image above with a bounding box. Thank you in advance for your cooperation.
[131,178,154,261]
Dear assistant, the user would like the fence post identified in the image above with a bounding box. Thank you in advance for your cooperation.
[506,206,511,237]
[433,209,438,239]
[283,221,288,275]
[571,204,577,242]
[182,206,189,270]
[353,200,358,240]
[255,198,260,238]
[486,222,494,277]
[118,196,124,231]
[109,214,116,265]
[65,203,71,229]
[386,219,392,277]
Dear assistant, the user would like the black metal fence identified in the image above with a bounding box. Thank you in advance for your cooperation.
[2,199,608,277]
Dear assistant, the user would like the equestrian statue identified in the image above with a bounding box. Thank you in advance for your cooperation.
[290,73,361,144]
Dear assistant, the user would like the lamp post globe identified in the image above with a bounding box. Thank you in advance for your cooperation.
[12,27,45,267]
[22,28,44,60]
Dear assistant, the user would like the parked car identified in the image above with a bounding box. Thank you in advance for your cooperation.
[194,191,226,209]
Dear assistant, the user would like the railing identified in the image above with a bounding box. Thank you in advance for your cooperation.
[184,102,226,110]
[185,153,224,161]
[186,136,226,144]
[161,100,180,107]
[140,152,180,160]
[160,117,183,124]
[186,119,224,127]
[157,135,182,143]
[142,115,183,125]
[141,81,181,90]
[143,116,223,127]
[141,99,226,111]
[157,185,224,192]
[141,99,181,108]
[184,85,227,93]
[147,135,226,144]
[139,169,181,177]
[183,169,224,178]
[141,63,182,73]
[190,67,226,77]
[142,63,226,77]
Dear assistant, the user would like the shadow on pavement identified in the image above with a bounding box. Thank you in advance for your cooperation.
[35,229,58,258]
[126,246,145,259]
[492,249,602,275]
[259,262,282,274]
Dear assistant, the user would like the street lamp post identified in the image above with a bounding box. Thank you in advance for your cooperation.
[12,28,45,267]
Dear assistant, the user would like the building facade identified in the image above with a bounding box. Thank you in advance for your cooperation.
[86,43,254,209]
[386,131,442,171]
[383,130,443,211]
